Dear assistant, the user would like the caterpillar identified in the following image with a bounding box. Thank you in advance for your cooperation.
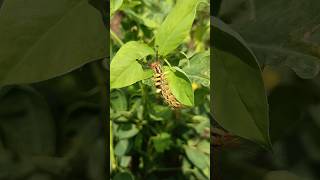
[150,61,182,109]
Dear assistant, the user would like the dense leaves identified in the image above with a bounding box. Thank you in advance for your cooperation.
[110,0,210,179]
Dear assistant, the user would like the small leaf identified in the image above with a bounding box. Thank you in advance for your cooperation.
[164,66,194,106]
[110,90,127,111]
[149,104,172,121]
[110,41,154,89]
[151,133,172,153]
[155,0,200,56]
[119,156,132,168]
[114,139,130,156]
[183,51,210,87]
[212,17,271,149]
[115,123,139,139]
[184,146,208,169]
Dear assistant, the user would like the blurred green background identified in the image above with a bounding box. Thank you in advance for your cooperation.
[214,0,320,179]
[0,61,108,180]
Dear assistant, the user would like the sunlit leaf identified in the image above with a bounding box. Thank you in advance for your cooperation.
[155,0,200,56]
[164,66,194,106]
[110,41,154,89]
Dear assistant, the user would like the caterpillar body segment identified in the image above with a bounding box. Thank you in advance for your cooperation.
[150,61,182,109]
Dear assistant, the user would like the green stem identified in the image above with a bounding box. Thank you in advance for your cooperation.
[110,121,116,171]
[110,30,124,46]
[163,58,172,69]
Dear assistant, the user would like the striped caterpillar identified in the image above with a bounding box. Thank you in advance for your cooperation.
[150,61,182,109]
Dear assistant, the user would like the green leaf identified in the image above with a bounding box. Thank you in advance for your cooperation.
[149,104,172,121]
[151,133,172,153]
[110,41,154,89]
[110,0,123,16]
[183,51,210,87]
[0,0,107,86]
[155,0,200,56]
[119,156,132,168]
[184,146,208,169]
[114,139,130,156]
[111,90,127,111]
[212,17,271,149]
[164,66,194,106]
[115,123,139,139]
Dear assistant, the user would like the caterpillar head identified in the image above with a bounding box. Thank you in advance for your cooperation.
[150,61,161,69]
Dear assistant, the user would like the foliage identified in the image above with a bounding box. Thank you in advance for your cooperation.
[110,0,210,179]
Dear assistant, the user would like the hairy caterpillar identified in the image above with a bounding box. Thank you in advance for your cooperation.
[150,61,182,109]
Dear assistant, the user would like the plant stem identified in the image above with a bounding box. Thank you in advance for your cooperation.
[110,30,124,46]
[163,58,172,68]
[110,121,116,171]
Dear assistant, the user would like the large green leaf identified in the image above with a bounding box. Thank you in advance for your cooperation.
[0,0,107,86]
[155,0,200,56]
[212,17,271,148]
[110,41,154,89]
[164,66,194,106]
